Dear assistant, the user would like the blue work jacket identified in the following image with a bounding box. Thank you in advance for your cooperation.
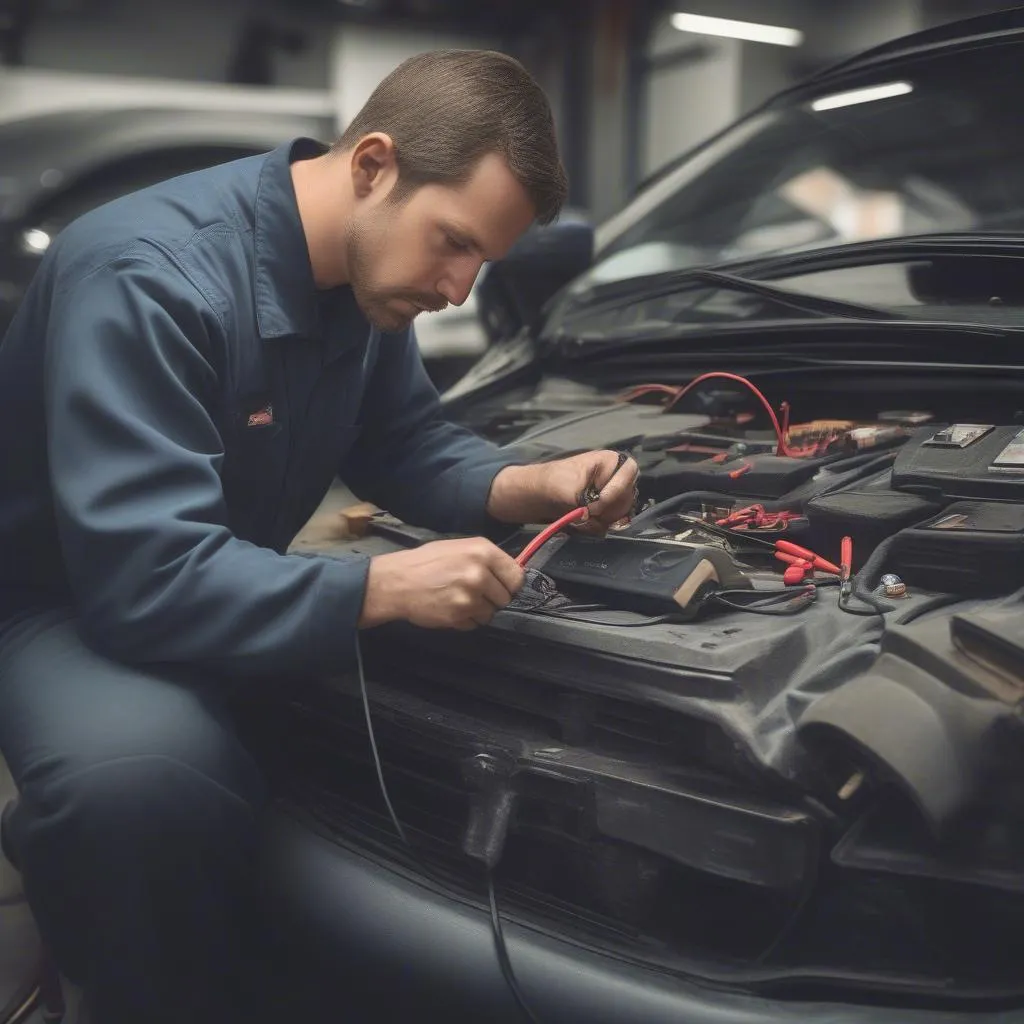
[0,138,518,675]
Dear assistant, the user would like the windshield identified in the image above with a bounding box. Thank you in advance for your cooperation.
[587,39,1024,288]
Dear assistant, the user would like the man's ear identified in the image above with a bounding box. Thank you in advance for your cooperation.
[349,133,398,200]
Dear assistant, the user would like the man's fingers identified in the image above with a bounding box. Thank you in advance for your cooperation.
[486,547,527,595]
[468,594,501,627]
[594,449,625,481]
[479,572,513,612]
[588,458,639,522]
[596,456,638,499]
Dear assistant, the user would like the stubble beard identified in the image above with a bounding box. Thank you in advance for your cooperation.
[346,221,418,333]
[346,220,449,333]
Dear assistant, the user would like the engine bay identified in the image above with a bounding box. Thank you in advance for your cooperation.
[248,370,1024,1006]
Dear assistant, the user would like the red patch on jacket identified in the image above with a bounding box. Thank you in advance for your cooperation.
[247,405,274,427]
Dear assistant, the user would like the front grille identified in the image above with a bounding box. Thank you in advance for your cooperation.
[236,643,1024,1005]
[363,637,749,783]
[240,681,798,963]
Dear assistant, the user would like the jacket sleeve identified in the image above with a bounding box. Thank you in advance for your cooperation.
[44,253,371,675]
[338,325,523,534]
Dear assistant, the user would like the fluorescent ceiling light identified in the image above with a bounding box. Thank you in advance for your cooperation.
[21,228,50,255]
[811,81,913,112]
[671,12,803,47]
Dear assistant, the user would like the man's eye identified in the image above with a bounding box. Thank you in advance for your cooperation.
[445,234,470,252]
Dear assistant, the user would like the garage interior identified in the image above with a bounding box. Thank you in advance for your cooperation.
[0,0,1009,218]
[2,1,1023,1022]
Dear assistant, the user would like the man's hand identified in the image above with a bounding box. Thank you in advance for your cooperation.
[359,537,525,631]
[486,450,639,531]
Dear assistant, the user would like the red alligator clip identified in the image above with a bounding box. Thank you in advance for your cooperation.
[783,561,813,586]
[775,540,841,576]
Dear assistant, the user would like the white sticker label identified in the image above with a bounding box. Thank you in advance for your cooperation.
[990,429,1024,473]
[924,424,994,448]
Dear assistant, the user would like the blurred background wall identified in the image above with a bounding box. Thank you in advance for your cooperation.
[0,0,1016,222]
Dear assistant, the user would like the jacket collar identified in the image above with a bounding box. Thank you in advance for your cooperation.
[253,137,327,341]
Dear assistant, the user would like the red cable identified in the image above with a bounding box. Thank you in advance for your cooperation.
[840,536,853,581]
[618,383,680,403]
[662,372,793,457]
[716,505,801,531]
[515,507,589,567]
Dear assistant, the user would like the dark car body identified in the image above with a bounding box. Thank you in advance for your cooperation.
[246,9,1024,1024]
[0,105,335,319]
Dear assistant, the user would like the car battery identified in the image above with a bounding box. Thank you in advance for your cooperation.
[889,501,1024,596]
[892,424,1024,501]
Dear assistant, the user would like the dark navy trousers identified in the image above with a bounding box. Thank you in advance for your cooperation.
[0,609,273,1023]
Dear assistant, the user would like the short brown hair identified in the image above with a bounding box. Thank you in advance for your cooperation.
[334,49,567,225]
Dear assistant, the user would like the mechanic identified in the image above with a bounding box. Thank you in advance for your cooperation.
[0,50,638,1024]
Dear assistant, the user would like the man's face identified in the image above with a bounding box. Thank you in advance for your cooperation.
[346,151,536,333]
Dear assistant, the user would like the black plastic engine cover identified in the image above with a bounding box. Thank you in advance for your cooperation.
[889,501,1024,595]
[806,469,942,570]
[643,452,826,501]
[798,650,1009,837]
[892,423,1024,501]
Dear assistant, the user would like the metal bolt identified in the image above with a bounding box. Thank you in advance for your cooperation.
[880,573,907,598]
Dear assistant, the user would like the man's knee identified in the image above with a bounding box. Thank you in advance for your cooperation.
[8,743,266,903]
[4,720,268,1007]
[0,614,267,816]
[46,750,263,841]
[48,690,269,817]
[0,613,268,880]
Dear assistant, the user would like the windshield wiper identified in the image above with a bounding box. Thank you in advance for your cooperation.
[547,231,1024,347]
[555,267,908,331]
[548,313,1009,362]
[724,231,1024,280]
[566,232,1024,321]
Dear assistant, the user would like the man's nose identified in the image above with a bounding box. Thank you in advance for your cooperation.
[437,260,481,307]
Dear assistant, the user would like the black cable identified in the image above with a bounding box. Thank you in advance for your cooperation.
[712,591,816,616]
[831,533,901,620]
[838,589,891,618]
[488,873,544,1024]
[657,513,783,552]
[536,578,840,626]
[752,855,820,967]
[355,633,409,848]
[850,534,899,607]
[717,579,839,601]
[355,634,543,1024]
[533,607,675,627]
[713,588,798,607]
[630,491,770,530]
[7,987,40,1024]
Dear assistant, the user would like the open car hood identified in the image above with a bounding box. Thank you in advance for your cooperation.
[241,9,1024,1010]
[241,377,1024,1010]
